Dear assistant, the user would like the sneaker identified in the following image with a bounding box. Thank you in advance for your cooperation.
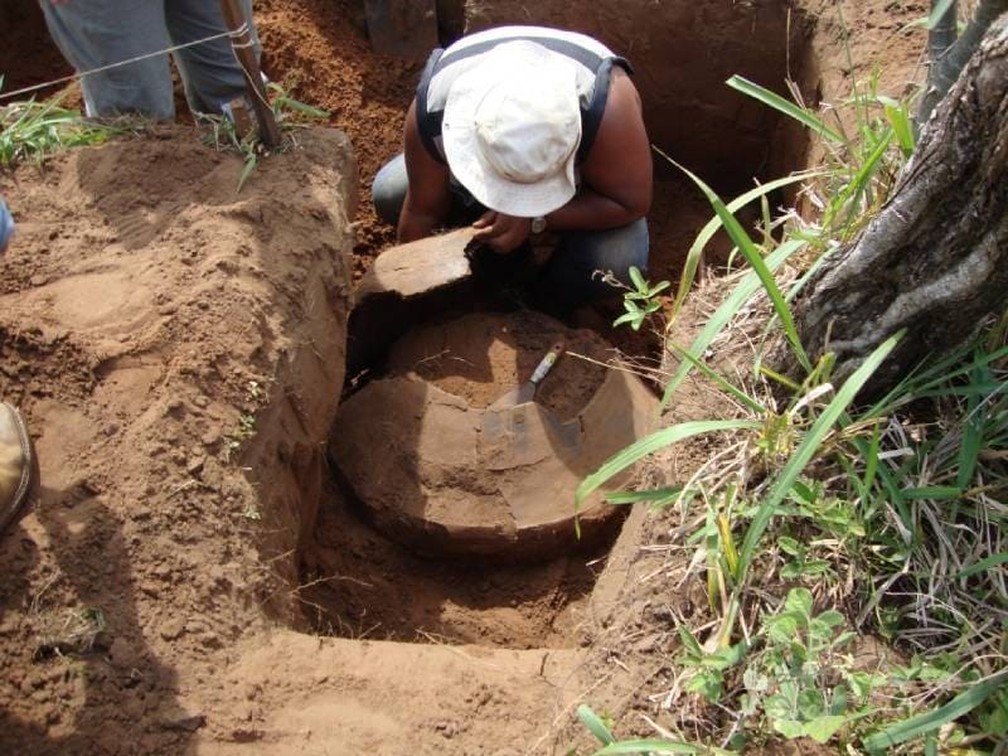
[0,402,36,534]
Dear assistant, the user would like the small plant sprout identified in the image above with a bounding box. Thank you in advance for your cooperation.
[612,266,670,331]
[198,81,330,192]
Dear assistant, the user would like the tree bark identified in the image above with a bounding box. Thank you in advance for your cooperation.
[918,0,1008,126]
[787,13,1008,397]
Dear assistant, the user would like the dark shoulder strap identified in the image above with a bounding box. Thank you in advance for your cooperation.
[415,47,448,164]
[576,56,633,162]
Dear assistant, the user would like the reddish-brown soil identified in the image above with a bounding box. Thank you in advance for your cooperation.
[0,0,927,753]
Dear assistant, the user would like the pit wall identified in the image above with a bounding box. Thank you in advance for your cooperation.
[236,130,359,624]
[458,0,816,188]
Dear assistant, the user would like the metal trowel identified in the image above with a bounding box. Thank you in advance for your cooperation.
[481,340,581,469]
[489,341,565,411]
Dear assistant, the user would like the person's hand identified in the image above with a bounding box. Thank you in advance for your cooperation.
[471,211,531,253]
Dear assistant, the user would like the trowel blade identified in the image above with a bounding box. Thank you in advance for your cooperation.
[487,381,535,412]
[479,402,582,471]
[487,340,564,412]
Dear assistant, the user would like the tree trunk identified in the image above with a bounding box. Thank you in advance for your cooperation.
[787,13,1008,397]
[917,0,1008,126]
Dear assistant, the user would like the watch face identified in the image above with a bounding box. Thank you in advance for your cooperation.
[531,216,547,234]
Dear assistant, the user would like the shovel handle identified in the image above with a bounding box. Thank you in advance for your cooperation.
[529,341,565,387]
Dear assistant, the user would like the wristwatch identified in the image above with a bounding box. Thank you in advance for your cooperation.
[530,215,548,235]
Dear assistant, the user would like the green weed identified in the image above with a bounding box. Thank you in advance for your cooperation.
[612,266,670,332]
[580,26,1007,751]
[198,81,329,192]
[0,76,126,168]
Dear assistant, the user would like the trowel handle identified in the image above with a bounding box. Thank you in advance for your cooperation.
[529,341,565,387]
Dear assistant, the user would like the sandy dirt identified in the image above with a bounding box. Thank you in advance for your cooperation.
[0,0,928,753]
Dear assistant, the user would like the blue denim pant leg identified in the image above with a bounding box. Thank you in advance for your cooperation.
[167,0,260,116]
[372,153,408,227]
[0,198,14,251]
[372,152,487,228]
[40,0,257,119]
[540,218,650,308]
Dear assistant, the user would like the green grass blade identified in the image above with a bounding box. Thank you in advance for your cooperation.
[901,486,963,500]
[926,0,956,29]
[664,155,811,372]
[575,420,763,508]
[662,238,806,408]
[604,487,683,505]
[672,346,767,414]
[727,74,844,143]
[667,168,821,322]
[956,551,1008,579]
[831,125,893,227]
[577,704,616,746]
[862,669,1008,752]
[737,332,902,577]
[594,740,731,755]
[878,95,915,156]
[955,362,988,489]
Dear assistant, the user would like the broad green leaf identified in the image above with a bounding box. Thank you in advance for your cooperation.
[628,265,647,291]
[784,587,814,617]
[804,714,848,744]
[773,719,808,739]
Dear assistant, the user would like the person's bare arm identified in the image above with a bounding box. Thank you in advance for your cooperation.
[472,70,651,251]
[544,69,652,232]
[397,99,453,242]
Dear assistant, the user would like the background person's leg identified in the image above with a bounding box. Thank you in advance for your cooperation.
[539,218,650,310]
[166,0,261,115]
[40,0,175,119]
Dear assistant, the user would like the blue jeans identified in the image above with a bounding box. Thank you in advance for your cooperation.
[40,0,260,119]
[0,198,13,251]
[373,153,650,308]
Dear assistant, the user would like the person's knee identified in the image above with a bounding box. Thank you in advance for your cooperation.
[372,154,408,227]
[543,219,650,306]
[596,218,650,283]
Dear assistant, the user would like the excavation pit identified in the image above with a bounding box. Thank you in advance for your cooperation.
[1,0,936,747]
[293,0,817,648]
[330,310,659,561]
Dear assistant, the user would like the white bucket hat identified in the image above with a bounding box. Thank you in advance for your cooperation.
[441,40,581,218]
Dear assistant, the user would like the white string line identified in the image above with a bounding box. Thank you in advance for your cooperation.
[0,23,251,103]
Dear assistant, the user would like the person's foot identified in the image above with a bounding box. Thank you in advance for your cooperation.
[0,402,36,533]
